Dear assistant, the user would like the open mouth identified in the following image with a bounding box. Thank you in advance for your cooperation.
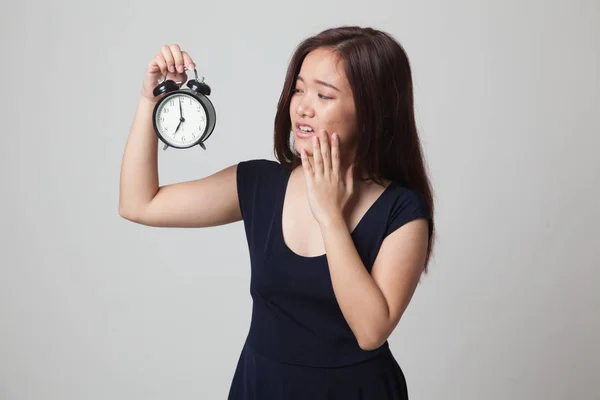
[295,122,315,137]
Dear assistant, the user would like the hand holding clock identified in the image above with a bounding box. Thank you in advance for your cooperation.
[142,44,216,150]
[141,44,196,102]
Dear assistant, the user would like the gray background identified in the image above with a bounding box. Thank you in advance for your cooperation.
[1,0,599,399]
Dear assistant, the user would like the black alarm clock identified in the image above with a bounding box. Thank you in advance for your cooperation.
[152,68,216,150]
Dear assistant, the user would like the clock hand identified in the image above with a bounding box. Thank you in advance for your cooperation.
[174,98,185,135]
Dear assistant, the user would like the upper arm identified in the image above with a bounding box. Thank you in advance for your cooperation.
[371,217,430,331]
[124,163,242,228]
[370,189,433,340]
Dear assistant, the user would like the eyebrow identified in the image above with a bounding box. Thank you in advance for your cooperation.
[296,76,340,92]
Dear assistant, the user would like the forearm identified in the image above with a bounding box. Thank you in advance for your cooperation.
[119,94,160,217]
[320,215,390,350]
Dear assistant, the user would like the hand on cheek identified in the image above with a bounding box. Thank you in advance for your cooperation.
[300,130,355,226]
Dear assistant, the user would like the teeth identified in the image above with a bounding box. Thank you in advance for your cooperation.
[299,126,313,132]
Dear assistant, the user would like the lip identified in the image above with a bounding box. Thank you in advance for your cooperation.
[294,121,316,138]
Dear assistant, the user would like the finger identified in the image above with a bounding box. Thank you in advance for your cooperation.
[181,51,196,71]
[300,149,314,184]
[306,148,315,174]
[169,44,185,73]
[160,45,176,73]
[331,132,340,178]
[319,130,331,178]
[312,136,323,177]
[147,56,162,74]
[154,54,168,76]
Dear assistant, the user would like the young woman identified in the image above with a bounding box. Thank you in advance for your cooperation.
[120,25,435,400]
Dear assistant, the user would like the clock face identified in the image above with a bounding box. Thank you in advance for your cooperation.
[155,93,208,147]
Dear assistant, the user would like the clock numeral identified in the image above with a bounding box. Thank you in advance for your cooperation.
[181,136,186,142]
[160,116,165,122]
[170,100,175,106]
[164,108,169,113]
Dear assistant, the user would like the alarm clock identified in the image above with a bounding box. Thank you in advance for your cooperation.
[152,68,216,150]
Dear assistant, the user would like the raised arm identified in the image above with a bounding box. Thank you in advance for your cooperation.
[118,44,241,228]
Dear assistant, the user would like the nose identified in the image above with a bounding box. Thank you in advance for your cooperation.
[295,96,315,118]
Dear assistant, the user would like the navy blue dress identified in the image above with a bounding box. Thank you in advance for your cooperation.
[228,159,432,400]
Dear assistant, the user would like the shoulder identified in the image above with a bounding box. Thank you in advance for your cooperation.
[238,158,281,168]
[236,158,286,222]
[237,158,281,171]
[237,158,284,181]
[236,158,288,197]
[387,183,429,213]
[384,182,432,238]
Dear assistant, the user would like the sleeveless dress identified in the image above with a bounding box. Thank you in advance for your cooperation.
[228,159,432,400]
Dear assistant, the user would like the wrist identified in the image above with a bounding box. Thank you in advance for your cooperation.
[139,91,159,106]
[319,213,347,233]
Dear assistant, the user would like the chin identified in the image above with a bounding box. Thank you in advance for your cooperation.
[294,142,314,156]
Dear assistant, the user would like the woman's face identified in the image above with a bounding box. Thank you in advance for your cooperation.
[289,47,358,163]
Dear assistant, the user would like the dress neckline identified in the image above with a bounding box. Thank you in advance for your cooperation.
[277,167,394,260]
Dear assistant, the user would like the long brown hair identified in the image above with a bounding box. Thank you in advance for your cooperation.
[273,26,436,273]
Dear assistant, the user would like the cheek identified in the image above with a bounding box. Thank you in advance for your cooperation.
[321,107,357,138]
